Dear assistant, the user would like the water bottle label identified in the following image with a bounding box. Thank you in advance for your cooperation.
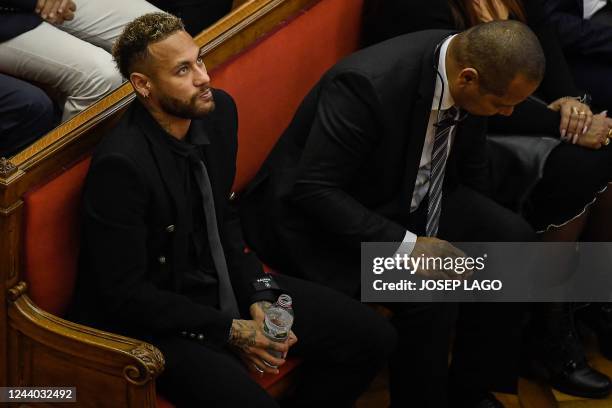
[263,316,290,341]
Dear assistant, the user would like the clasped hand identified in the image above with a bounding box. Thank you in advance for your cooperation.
[575,112,612,149]
[228,301,298,375]
[548,97,592,143]
[35,0,76,25]
[548,97,611,149]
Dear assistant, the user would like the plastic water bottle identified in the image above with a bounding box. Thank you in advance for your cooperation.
[263,294,294,360]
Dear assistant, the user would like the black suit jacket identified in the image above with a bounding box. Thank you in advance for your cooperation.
[241,30,488,296]
[0,0,41,42]
[71,90,270,345]
[544,0,612,61]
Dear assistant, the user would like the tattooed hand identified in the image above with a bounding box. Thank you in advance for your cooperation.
[228,318,288,375]
[249,301,272,324]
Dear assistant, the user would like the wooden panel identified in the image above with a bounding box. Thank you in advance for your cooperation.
[6,295,162,407]
[0,200,23,388]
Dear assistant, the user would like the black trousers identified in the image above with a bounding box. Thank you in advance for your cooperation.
[488,100,612,231]
[386,184,535,408]
[153,274,397,408]
[567,4,612,111]
[0,73,58,157]
[568,56,612,113]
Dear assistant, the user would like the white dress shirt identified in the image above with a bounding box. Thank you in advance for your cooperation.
[584,0,607,19]
[402,35,458,252]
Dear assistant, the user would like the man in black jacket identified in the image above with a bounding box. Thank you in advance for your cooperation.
[242,21,544,408]
[71,12,396,408]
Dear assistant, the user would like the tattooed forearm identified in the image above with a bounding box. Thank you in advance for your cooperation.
[229,319,257,351]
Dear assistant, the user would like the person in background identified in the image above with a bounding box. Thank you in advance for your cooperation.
[0,0,161,121]
[544,0,612,112]
[543,0,612,380]
[0,73,58,157]
[367,0,612,399]
[242,20,544,408]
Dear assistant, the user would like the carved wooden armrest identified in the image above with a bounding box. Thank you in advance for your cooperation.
[7,282,164,407]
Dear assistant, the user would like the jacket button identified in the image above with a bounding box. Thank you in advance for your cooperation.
[166,224,175,233]
[197,334,204,341]
[158,256,166,264]
[229,192,237,201]
[181,331,187,337]
[189,333,196,339]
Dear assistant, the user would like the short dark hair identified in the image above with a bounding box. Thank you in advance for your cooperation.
[452,20,545,96]
[112,12,185,79]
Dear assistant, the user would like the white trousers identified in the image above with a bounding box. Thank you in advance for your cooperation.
[0,0,160,120]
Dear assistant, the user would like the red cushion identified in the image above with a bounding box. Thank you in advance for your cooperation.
[156,395,174,408]
[23,157,91,316]
[211,0,364,192]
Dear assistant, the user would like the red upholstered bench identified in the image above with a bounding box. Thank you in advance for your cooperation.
[14,0,364,405]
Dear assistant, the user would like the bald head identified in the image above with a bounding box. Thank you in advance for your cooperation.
[451,20,545,96]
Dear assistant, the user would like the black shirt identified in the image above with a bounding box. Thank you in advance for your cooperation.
[161,124,220,308]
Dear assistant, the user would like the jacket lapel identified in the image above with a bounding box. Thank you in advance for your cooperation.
[138,110,184,223]
[133,102,188,290]
[398,40,439,215]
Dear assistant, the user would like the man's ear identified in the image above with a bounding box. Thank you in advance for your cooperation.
[130,72,151,99]
[457,68,480,88]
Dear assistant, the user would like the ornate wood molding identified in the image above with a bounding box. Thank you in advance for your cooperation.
[124,344,165,385]
[0,158,17,179]
[7,282,27,302]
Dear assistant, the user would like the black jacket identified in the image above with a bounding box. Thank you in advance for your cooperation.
[241,30,488,296]
[543,0,612,61]
[0,0,42,42]
[71,90,273,345]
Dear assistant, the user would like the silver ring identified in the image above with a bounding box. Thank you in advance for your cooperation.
[253,364,264,374]
[262,360,278,369]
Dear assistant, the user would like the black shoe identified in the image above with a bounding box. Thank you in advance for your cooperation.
[578,303,612,360]
[525,304,612,399]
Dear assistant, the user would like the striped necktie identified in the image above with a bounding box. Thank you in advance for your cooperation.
[426,107,459,237]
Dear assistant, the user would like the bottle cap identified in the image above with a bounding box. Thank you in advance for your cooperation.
[277,294,292,308]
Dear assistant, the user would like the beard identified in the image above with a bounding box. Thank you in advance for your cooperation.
[158,90,215,119]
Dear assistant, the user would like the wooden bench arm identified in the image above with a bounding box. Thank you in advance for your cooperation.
[7,282,164,407]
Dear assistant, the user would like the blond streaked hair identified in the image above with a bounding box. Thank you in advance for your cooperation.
[112,12,185,78]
